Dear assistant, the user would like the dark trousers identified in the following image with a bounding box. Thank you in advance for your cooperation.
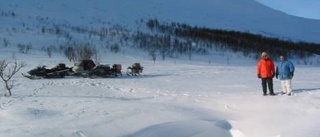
[261,78,274,94]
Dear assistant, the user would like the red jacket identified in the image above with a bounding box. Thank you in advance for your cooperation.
[257,58,275,78]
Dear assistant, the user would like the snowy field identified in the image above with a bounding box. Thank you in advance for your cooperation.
[0,53,320,137]
[1,0,320,136]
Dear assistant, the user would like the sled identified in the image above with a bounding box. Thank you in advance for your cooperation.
[88,64,122,78]
[127,63,143,76]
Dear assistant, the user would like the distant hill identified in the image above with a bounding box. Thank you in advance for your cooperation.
[1,0,320,43]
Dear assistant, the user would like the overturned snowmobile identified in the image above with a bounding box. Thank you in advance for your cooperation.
[23,60,123,79]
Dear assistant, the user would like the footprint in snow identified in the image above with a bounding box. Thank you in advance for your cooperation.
[73,130,87,137]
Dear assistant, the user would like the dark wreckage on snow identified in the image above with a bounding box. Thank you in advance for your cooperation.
[22,60,143,79]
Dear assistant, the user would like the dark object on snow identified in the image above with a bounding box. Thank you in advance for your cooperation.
[89,64,122,78]
[24,63,71,79]
[127,63,143,76]
[72,60,122,78]
[23,60,123,79]
[72,60,96,74]
[112,64,122,76]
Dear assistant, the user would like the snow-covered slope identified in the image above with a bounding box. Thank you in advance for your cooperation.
[1,0,320,43]
[1,0,320,137]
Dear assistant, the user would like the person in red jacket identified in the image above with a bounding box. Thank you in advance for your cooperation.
[257,52,276,96]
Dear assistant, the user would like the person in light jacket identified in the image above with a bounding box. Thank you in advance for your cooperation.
[276,55,295,96]
[257,52,276,96]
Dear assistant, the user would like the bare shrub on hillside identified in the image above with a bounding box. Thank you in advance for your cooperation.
[1,11,16,17]
[149,50,156,64]
[41,46,57,58]
[64,46,76,61]
[0,60,26,97]
[64,43,98,62]
[110,44,120,53]
[17,43,32,54]
[46,47,53,58]
[3,38,10,47]
[76,43,96,60]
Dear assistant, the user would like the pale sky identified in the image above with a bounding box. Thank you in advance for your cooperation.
[256,0,320,20]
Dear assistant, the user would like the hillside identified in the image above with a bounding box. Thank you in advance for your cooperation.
[1,0,320,44]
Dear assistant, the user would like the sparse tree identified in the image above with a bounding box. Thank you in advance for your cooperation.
[42,46,55,58]
[0,60,26,97]
[186,41,193,60]
[76,43,95,60]
[3,38,10,47]
[110,44,120,53]
[64,43,98,61]
[149,50,157,64]
[64,46,76,61]
[17,43,32,54]
[46,47,53,58]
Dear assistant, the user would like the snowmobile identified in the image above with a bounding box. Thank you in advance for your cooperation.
[22,63,71,79]
[127,63,143,76]
[71,60,122,78]
[88,64,122,78]
[70,59,96,77]
[23,60,123,79]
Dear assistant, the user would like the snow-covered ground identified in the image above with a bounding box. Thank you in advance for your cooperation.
[1,0,320,137]
[1,52,320,137]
